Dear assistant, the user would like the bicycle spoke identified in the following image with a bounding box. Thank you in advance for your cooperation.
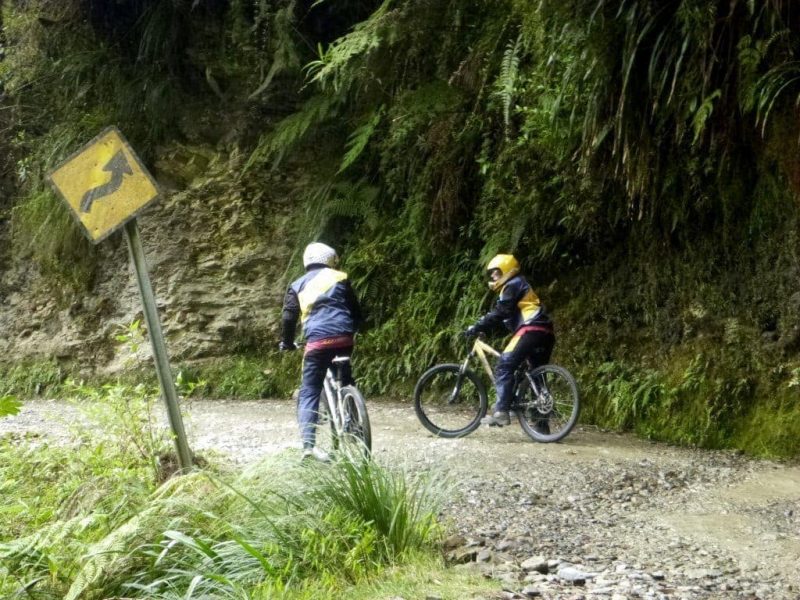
[514,365,580,442]
[337,387,371,460]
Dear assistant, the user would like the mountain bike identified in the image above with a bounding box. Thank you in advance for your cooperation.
[316,355,372,459]
[414,334,579,442]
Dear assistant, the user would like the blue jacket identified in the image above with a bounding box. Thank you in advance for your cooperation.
[474,274,552,334]
[281,265,362,343]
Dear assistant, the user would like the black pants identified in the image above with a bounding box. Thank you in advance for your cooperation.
[494,330,555,412]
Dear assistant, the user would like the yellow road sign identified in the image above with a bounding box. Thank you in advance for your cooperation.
[48,127,160,243]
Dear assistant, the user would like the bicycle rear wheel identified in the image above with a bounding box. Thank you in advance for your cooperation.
[515,364,580,443]
[336,385,371,459]
[414,364,487,438]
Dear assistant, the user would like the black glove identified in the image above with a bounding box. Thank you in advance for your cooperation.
[463,325,480,339]
[278,341,297,352]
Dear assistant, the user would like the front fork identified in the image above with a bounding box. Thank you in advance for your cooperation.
[448,354,474,404]
[323,374,341,431]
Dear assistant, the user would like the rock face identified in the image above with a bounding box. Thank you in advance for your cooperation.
[0,147,298,372]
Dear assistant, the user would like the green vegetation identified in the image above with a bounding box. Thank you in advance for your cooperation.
[0,383,459,599]
[3,1,800,455]
[0,359,64,397]
[0,396,20,418]
[184,353,302,400]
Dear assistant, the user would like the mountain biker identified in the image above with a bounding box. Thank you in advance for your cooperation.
[279,242,363,461]
[464,254,555,428]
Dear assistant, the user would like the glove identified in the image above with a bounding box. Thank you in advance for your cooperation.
[278,341,297,352]
[463,325,480,339]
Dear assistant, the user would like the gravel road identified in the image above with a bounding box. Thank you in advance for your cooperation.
[3,398,799,599]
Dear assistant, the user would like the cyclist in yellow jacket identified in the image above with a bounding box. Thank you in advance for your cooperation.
[464,254,554,428]
[280,242,362,461]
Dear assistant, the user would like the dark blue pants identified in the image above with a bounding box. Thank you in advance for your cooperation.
[297,346,353,448]
[495,330,554,412]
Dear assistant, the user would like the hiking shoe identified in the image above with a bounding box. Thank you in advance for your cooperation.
[481,411,511,427]
[302,447,331,463]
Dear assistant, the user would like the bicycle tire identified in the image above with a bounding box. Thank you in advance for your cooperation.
[414,364,488,438]
[514,364,580,443]
[337,385,371,459]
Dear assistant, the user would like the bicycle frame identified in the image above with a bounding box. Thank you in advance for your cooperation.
[322,370,344,433]
[462,337,547,399]
[463,337,501,383]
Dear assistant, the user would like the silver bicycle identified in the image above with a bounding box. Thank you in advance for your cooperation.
[317,355,371,459]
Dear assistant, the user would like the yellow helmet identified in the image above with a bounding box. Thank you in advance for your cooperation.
[486,254,520,292]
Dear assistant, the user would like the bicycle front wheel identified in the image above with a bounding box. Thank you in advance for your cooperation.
[515,364,580,443]
[315,391,337,457]
[414,364,487,438]
[336,385,371,459]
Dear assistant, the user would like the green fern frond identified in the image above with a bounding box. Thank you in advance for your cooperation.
[338,108,384,174]
[328,181,380,220]
[64,509,157,600]
[494,33,523,135]
[244,95,337,173]
[306,0,396,94]
[691,89,721,143]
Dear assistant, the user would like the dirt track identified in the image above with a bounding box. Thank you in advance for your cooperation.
[3,398,800,599]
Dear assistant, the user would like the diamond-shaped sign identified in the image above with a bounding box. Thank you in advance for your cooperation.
[48,127,160,243]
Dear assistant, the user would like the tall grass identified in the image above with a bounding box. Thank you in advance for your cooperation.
[108,457,444,599]
[1,427,446,599]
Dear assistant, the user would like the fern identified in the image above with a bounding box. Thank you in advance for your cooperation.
[691,89,721,143]
[338,108,383,173]
[495,32,523,135]
[306,0,396,94]
[243,95,337,173]
[753,61,800,134]
[301,178,381,240]
[65,509,158,600]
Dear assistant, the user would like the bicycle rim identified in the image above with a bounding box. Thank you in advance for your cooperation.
[515,364,580,443]
[414,364,487,438]
[339,385,371,460]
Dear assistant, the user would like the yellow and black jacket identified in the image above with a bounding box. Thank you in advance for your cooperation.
[474,274,552,334]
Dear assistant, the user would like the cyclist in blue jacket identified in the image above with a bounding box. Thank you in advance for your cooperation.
[280,242,362,461]
[464,254,554,428]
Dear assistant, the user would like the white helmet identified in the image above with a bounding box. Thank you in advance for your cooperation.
[302,242,338,268]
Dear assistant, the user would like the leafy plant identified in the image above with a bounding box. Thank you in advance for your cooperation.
[0,396,21,418]
[64,379,170,481]
[495,32,523,135]
[0,359,64,397]
[53,455,445,599]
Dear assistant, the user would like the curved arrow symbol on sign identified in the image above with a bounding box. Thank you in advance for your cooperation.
[80,150,133,213]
